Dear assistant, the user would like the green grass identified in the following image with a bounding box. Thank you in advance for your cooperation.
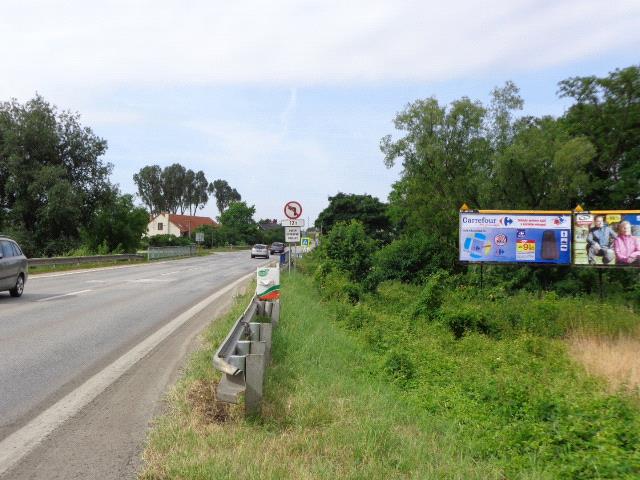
[139,274,506,479]
[139,272,640,480]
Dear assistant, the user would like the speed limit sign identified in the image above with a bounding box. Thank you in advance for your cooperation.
[284,201,302,219]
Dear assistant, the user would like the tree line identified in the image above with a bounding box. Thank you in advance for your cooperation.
[133,167,241,217]
[0,94,273,257]
[315,65,640,295]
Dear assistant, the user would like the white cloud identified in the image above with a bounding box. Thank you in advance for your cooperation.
[1,0,638,97]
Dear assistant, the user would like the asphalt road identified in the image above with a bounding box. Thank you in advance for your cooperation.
[0,252,270,479]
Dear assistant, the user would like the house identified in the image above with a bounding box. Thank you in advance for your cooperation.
[147,213,218,238]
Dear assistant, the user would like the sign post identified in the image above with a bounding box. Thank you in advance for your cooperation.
[283,201,303,274]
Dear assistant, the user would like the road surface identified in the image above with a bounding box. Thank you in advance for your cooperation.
[0,252,270,479]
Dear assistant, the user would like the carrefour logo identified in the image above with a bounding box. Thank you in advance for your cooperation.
[499,217,513,226]
[553,216,566,226]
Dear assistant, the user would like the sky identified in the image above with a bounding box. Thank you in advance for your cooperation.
[1,0,639,226]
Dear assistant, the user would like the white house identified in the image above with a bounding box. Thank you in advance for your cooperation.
[147,213,217,237]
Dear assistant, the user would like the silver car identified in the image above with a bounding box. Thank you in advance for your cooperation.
[251,244,269,259]
[0,236,28,297]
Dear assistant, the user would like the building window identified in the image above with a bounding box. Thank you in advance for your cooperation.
[157,222,163,231]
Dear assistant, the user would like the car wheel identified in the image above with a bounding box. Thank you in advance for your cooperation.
[10,274,24,298]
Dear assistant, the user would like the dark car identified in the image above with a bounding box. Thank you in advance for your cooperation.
[270,242,285,255]
[0,236,28,297]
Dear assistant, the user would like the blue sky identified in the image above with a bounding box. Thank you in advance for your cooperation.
[1,0,639,225]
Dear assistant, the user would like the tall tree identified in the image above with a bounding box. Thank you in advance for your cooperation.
[0,95,112,256]
[315,193,390,241]
[558,65,640,208]
[133,165,164,214]
[209,179,241,215]
[161,163,187,214]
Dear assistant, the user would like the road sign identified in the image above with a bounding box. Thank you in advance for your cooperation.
[285,226,301,242]
[281,218,305,227]
[301,237,310,247]
[284,201,302,219]
[195,232,204,243]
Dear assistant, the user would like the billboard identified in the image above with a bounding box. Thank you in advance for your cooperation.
[573,211,640,267]
[459,212,572,264]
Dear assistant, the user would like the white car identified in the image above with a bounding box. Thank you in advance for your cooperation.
[251,244,269,259]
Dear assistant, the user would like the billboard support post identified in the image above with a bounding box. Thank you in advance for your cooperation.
[598,269,604,301]
[480,263,484,290]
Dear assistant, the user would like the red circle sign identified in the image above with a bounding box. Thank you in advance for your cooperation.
[284,201,303,219]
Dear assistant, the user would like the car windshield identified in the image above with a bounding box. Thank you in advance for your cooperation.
[254,244,266,248]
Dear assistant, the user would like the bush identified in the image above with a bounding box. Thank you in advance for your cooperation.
[317,220,376,282]
[368,231,456,287]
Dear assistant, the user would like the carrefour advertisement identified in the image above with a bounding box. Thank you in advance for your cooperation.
[459,213,572,264]
[573,212,640,267]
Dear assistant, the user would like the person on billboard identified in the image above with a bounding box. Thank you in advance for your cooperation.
[613,220,640,266]
[586,215,617,265]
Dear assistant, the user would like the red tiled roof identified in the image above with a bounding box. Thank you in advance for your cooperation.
[168,214,217,233]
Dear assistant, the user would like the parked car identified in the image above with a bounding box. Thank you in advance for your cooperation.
[251,244,269,259]
[0,236,28,297]
[270,242,285,255]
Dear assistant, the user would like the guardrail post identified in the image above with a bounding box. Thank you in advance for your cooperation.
[245,341,266,415]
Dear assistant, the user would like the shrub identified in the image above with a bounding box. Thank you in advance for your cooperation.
[368,231,455,287]
[317,220,376,282]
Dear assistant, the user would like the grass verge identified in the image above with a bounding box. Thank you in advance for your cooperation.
[139,273,507,480]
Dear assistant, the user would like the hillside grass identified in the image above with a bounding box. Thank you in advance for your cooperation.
[139,272,640,480]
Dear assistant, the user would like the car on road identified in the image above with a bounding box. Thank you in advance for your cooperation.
[270,242,285,255]
[251,244,270,259]
[0,236,28,297]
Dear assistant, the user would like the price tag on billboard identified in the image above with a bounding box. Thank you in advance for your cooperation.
[285,227,301,242]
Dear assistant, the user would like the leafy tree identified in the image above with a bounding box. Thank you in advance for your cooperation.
[491,116,595,209]
[315,192,390,241]
[381,96,492,243]
[161,163,187,214]
[558,65,640,208]
[209,179,241,215]
[82,193,148,253]
[133,165,164,214]
[0,95,112,256]
[218,201,258,245]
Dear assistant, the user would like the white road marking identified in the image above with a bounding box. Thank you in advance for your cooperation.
[36,290,94,302]
[0,271,254,477]
[86,280,107,284]
[159,271,180,276]
[128,279,171,283]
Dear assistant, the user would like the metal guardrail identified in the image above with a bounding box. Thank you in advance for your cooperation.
[213,296,280,415]
[28,254,145,267]
[147,245,197,260]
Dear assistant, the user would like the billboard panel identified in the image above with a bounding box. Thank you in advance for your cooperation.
[459,212,572,264]
[573,211,640,267]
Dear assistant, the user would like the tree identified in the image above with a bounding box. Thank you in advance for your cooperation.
[558,65,640,208]
[315,192,390,241]
[0,95,112,256]
[491,116,595,209]
[381,96,492,243]
[82,193,149,253]
[133,165,164,214]
[161,163,187,214]
[318,220,377,281]
[218,201,258,245]
[209,179,241,215]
